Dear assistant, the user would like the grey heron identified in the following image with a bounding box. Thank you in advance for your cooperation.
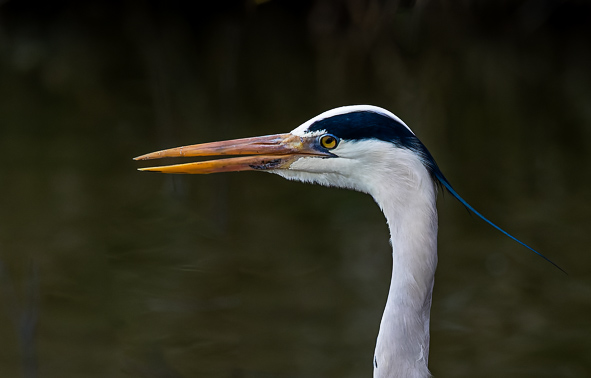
[135,105,561,378]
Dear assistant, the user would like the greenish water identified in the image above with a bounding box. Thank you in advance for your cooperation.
[1,2,590,377]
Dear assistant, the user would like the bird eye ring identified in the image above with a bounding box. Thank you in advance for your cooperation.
[320,134,339,149]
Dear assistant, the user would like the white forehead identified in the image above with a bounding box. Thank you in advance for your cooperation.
[290,105,413,137]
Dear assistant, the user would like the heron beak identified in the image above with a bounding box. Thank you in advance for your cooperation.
[134,133,329,174]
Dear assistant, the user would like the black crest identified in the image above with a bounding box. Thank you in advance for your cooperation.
[309,110,563,272]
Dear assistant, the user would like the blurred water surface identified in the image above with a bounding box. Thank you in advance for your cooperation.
[1,1,590,377]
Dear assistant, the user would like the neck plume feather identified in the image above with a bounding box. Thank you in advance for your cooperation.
[370,156,438,378]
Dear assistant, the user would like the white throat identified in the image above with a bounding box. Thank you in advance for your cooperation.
[369,152,438,378]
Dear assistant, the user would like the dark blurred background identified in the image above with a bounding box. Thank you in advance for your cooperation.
[1,0,590,377]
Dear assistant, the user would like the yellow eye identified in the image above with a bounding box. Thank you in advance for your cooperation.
[320,134,338,149]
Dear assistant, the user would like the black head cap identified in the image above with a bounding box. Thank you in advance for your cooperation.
[307,110,445,182]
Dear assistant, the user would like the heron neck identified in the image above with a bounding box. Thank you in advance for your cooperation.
[372,177,438,378]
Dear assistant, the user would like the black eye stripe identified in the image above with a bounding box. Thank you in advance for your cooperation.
[309,111,414,145]
[307,110,444,185]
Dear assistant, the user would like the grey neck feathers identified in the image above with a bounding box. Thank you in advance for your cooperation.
[371,165,438,378]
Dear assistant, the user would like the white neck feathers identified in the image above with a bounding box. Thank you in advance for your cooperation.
[273,138,439,377]
[369,148,438,378]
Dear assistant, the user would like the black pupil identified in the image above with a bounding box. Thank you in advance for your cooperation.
[324,137,334,146]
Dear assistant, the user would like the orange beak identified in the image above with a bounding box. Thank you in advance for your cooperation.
[134,133,330,174]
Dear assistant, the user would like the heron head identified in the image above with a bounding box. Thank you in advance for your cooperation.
[134,105,564,272]
[134,105,442,196]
